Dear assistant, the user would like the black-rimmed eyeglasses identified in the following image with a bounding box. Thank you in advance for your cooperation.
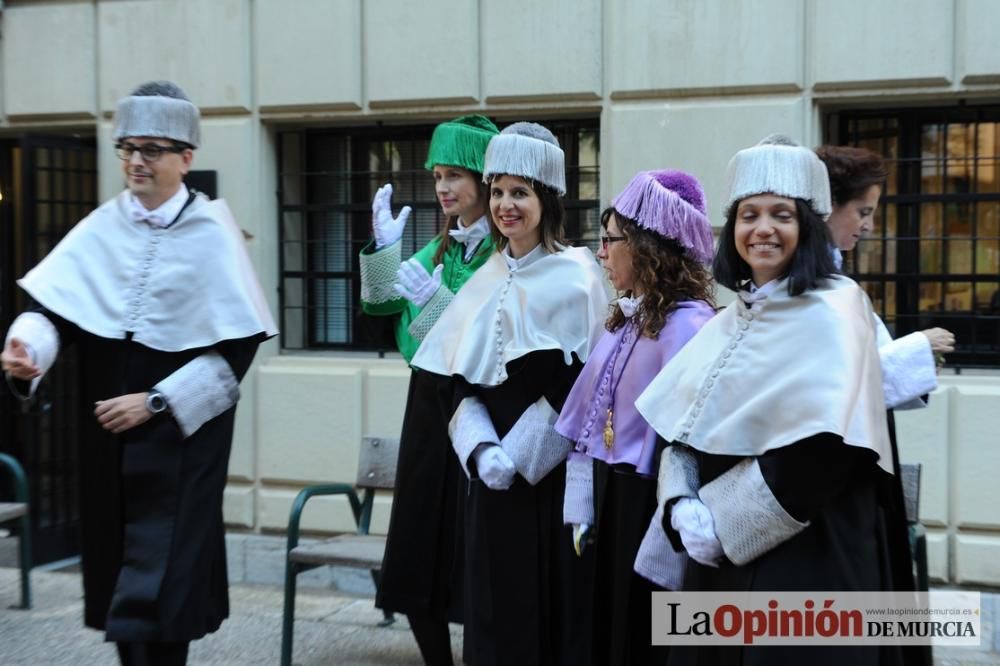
[600,235,627,250]
[115,142,188,163]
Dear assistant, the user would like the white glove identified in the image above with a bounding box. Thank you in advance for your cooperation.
[473,444,516,491]
[572,523,590,557]
[393,259,444,307]
[671,498,724,567]
[371,183,411,249]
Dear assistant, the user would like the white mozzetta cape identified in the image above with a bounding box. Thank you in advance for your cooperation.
[18,190,277,351]
[635,275,893,473]
[412,245,611,386]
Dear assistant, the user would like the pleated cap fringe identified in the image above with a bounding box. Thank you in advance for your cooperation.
[724,134,831,218]
[423,114,499,173]
[611,169,715,264]
[482,122,566,195]
[112,81,201,148]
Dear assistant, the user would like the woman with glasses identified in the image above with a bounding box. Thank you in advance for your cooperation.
[555,169,715,665]
[361,115,498,664]
[637,136,906,665]
[412,122,609,665]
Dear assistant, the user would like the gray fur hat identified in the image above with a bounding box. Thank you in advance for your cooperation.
[482,122,566,195]
[724,134,831,218]
[112,81,201,148]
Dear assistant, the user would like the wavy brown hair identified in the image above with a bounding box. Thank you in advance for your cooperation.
[603,208,716,338]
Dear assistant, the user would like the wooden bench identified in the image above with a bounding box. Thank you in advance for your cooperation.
[280,436,398,666]
[0,452,31,609]
[900,462,929,591]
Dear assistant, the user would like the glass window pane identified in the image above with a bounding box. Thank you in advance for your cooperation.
[975,124,999,193]
[921,124,944,194]
[947,239,973,274]
[944,282,974,311]
[977,202,999,274]
[945,123,975,194]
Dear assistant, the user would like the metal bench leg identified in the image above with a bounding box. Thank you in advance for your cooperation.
[281,561,299,666]
[17,512,31,609]
[914,532,929,592]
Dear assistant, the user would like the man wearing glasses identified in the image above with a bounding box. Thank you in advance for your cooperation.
[1,81,276,665]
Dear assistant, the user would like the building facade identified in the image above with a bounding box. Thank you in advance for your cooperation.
[0,0,998,586]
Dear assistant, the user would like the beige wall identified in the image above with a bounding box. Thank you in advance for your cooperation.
[1,0,999,584]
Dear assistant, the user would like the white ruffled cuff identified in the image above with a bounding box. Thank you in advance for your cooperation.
[699,458,809,566]
[359,240,403,305]
[563,452,594,525]
[4,312,60,399]
[880,332,936,409]
[499,397,574,485]
[449,396,500,477]
[154,351,240,438]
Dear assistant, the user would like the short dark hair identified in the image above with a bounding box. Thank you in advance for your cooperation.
[815,145,887,206]
[713,197,836,297]
[488,176,566,253]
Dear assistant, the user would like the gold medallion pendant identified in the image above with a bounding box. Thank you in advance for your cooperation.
[603,408,615,448]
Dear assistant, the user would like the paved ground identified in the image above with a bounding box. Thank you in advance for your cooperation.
[1,566,997,665]
[0,567,456,665]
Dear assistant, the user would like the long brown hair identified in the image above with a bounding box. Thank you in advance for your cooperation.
[431,175,489,265]
[487,176,566,254]
[603,208,716,338]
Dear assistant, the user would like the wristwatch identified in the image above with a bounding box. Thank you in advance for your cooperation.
[146,390,168,414]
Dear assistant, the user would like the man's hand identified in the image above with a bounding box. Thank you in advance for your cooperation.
[95,392,154,434]
[1,338,41,380]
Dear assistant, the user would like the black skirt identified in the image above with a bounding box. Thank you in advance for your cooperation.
[375,369,464,622]
[463,462,594,666]
[591,460,669,666]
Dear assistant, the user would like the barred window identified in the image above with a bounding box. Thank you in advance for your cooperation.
[277,118,600,351]
[827,106,1000,367]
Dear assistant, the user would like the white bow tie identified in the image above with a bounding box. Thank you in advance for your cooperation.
[130,207,167,228]
[448,218,489,246]
[617,295,643,318]
[737,289,770,306]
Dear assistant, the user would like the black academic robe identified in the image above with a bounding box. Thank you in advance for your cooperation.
[375,368,465,622]
[665,434,914,666]
[31,307,261,642]
[455,349,594,666]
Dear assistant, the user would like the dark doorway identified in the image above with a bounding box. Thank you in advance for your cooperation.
[0,133,98,564]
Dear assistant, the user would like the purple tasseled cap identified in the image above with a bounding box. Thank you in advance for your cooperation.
[610,169,714,264]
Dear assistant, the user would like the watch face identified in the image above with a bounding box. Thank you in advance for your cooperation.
[147,393,166,413]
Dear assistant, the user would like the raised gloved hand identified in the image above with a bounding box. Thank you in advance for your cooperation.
[371,183,411,249]
[473,444,516,491]
[393,259,444,307]
[572,523,591,557]
[671,498,723,567]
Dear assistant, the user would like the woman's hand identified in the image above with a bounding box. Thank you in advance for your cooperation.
[921,327,955,354]
[371,183,411,249]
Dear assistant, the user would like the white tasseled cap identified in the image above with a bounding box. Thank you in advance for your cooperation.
[724,134,831,218]
[482,122,566,195]
[112,81,201,148]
